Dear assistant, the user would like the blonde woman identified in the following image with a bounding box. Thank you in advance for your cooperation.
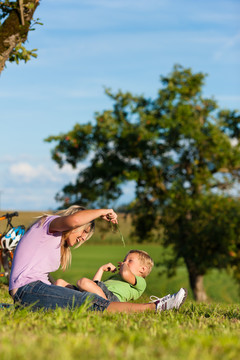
[9,205,187,313]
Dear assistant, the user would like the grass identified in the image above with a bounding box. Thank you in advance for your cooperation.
[1,244,239,360]
[0,210,45,233]
[1,244,240,303]
[0,296,239,360]
[2,209,237,302]
[1,211,240,359]
[50,244,240,304]
[0,274,239,360]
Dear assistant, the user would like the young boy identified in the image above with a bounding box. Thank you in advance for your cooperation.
[55,249,154,302]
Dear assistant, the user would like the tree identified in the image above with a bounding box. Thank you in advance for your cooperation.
[45,65,240,301]
[0,0,40,74]
[161,194,240,301]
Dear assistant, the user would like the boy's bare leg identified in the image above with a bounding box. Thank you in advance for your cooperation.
[106,302,156,313]
[55,278,76,290]
[106,288,188,313]
[77,277,108,300]
[55,279,70,287]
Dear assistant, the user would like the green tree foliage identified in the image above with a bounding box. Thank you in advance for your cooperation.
[0,0,41,73]
[46,65,240,300]
[162,194,240,300]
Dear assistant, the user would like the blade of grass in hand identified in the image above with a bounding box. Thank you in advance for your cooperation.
[110,222,126,247]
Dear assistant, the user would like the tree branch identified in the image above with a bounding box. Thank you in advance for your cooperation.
[19,0,25,25]
[0,0,39,74]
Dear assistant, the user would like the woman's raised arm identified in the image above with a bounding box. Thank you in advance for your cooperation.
[49,208,118,233]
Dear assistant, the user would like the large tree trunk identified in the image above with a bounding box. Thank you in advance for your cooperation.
[0,0,39,74]
[186,259,208,302]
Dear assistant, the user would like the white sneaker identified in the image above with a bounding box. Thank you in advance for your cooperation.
[150,288,187,312]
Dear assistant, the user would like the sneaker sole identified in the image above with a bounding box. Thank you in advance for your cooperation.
[176,288,188,309]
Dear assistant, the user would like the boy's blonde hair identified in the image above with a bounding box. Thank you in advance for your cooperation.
[124,249,154,278]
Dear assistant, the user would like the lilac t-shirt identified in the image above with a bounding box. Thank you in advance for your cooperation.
[9,216,62,291]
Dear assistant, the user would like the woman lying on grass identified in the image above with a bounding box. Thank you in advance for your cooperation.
[9,205,187,313]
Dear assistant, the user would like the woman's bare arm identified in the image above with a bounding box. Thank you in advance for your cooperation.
[49,209,118,233]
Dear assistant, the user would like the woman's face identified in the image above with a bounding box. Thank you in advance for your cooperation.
[67,226,91,247]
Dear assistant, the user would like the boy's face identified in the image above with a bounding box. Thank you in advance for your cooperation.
[123,253,143,277]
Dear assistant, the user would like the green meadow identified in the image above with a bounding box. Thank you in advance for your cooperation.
[52,244,240,304]
[0,211,240,359]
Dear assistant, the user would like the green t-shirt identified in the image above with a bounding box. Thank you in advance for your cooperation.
[104,273,146,302]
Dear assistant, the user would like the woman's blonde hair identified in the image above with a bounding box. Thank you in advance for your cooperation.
[31,205,95,272]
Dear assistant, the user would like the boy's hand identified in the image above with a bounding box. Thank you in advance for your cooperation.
[117,261,122,271]
[102,263,117,273]
[117,261,127,271]
[117,261,136,285]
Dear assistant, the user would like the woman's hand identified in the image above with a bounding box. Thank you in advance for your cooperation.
[100,209,118,224]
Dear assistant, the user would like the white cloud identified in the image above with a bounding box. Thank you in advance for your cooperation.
[9,162,57,183]
[0,161,83,210]
[9,162,80,184]
[57,163,84,176]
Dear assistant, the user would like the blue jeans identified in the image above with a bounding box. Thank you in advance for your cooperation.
[14,281,110,312]
[94,281,120,302]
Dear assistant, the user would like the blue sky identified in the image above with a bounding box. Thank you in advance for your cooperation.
[0,0,240,211]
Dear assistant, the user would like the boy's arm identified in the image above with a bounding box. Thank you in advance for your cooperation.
[118,262,136,285]
[92,263,117,281]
